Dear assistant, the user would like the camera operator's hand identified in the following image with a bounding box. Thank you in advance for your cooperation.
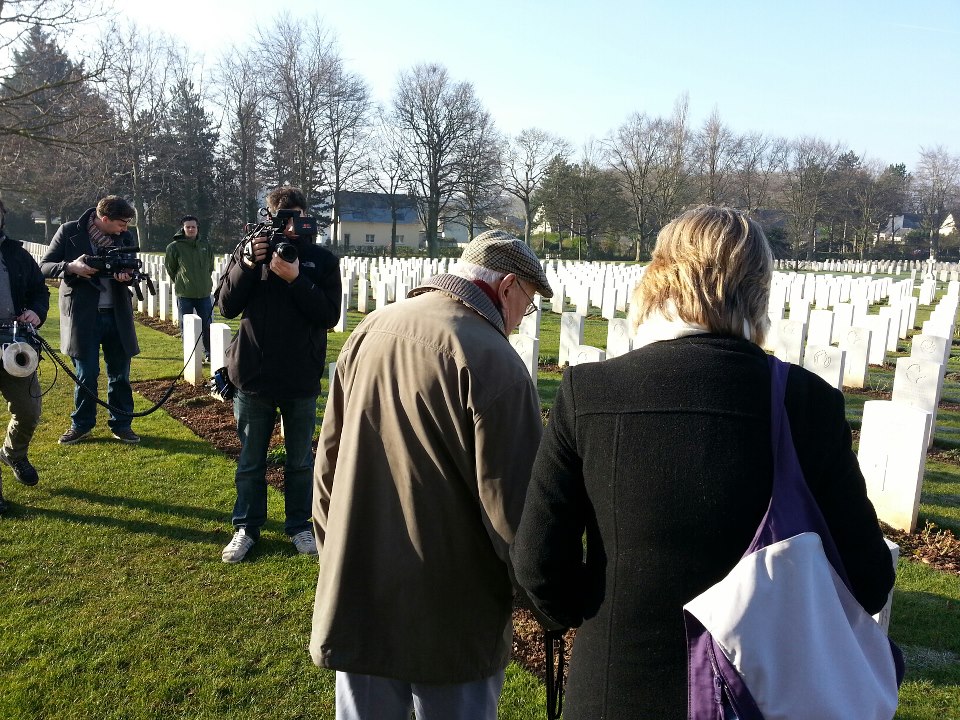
[16,310,40,326]
[269,253,299,283]
[66,256,96,278]
[242,235,271,268]
[114,272,133,283]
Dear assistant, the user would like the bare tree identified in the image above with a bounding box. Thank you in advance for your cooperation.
[850,161,908,259]
[779,137,843,262]
[692,107,737,205]
[455,108,504,241]
[606,94,693,261]
[392,62,480,256]
[729,132,787,215]
[365,112,410,257]
[321,59,372,247]
[256,14,337,208]
[502,127,569,245]
[914,145,960,259]
[215,45,265,227]
[102,21,173,245]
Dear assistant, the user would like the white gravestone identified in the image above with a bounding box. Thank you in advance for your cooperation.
[182,313,204,385]
[209,323,232,372]
[559,312,585,366]
[830,303,854,344]
[568,345,606,366]
[375,281,390,310]
[774,319,807,365]
[509,334,540,382]
[806,309,834,348]
[606,318,632,359]
[877,307,899,353]
[911,333,950,367]
[891,356,944,448]
[839,327,871,389]
[801,345,845,390]
[334,291,349,333]
[357,277,369,313]
[857,400,931,533]
[518,304,542,339]
[873,539,900,635]
[861,316,890,366]
[159,281,172,322]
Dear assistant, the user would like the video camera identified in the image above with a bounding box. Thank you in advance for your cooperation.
[241,208,317,264]
[84,245,156,301]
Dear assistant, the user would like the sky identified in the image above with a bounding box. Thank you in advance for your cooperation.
[103,0,959,170]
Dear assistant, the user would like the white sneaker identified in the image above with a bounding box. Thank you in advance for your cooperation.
[291,529,318,556]
[221,529,255,563]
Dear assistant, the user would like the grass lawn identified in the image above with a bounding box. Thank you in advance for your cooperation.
[0,274,958,718]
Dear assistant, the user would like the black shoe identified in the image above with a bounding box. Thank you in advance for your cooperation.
[112,428,140,444]
[59,427,91,445]
[0,450,38,486]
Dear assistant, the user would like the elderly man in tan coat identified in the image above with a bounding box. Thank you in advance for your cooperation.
[310,230,553,720]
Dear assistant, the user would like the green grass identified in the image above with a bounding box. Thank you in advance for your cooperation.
[0,275,959,718]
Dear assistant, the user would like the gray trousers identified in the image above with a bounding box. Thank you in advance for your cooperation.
[335,669,505,720]
[0,369,41,458]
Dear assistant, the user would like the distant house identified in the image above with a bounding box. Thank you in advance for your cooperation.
[878,213,922,243]
[332,191,423,249]
[939,212,959,236]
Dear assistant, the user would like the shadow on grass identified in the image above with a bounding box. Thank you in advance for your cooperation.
[51,487,225,523]
[3,501,296,559]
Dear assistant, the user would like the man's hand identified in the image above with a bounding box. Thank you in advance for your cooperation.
[270,253,300,283]
[114,272,132,283]
[242,236,271,268]
[16,310,40,326]
[66,256,96,278]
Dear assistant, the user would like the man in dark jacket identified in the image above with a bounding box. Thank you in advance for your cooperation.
[0,201,50,513]
[40,196,141,445]
[217,186,341,563]
[165,215,214,361]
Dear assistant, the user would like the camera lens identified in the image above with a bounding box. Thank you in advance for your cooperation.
[275,242,298,263]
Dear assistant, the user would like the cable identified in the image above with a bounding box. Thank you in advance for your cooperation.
[31,328,205,418]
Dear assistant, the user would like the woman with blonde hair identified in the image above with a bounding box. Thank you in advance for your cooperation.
[511,206,894,718]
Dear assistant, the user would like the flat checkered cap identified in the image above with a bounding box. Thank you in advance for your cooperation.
[460,230,554,299]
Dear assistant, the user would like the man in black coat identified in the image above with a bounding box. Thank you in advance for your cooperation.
[40,196,141,445]
[217,186,341,563]
[0,201,50,512]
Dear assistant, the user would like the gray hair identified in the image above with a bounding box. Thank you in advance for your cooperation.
[450,260,505,286]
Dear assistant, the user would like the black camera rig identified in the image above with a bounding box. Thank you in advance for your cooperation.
[240,208,316,264]
[84,245,156,301]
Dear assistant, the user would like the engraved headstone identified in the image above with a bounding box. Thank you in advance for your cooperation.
[857,401,931,533]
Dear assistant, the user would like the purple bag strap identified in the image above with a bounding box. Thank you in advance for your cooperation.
[746,355,851,585]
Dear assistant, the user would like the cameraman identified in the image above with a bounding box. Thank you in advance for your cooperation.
[0,201,49,513]
[40,196,141,445]
[217,186,341,563]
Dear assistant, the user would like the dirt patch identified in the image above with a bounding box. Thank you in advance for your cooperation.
[883,522,960,576]
[134,377,288,490]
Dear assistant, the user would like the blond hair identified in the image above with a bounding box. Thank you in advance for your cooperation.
[630,206,773,344]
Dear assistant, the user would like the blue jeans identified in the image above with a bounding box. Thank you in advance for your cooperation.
[335,670,505,720]
[232,390,317,538]
[177,296,212,357]
[71,311,134,433]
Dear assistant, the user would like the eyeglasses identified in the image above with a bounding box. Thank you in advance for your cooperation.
[517,282,538,317]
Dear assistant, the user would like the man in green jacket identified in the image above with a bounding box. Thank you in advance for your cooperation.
[165,215,214,361]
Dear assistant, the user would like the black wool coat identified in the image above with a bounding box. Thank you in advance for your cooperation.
[511,335,895,720]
